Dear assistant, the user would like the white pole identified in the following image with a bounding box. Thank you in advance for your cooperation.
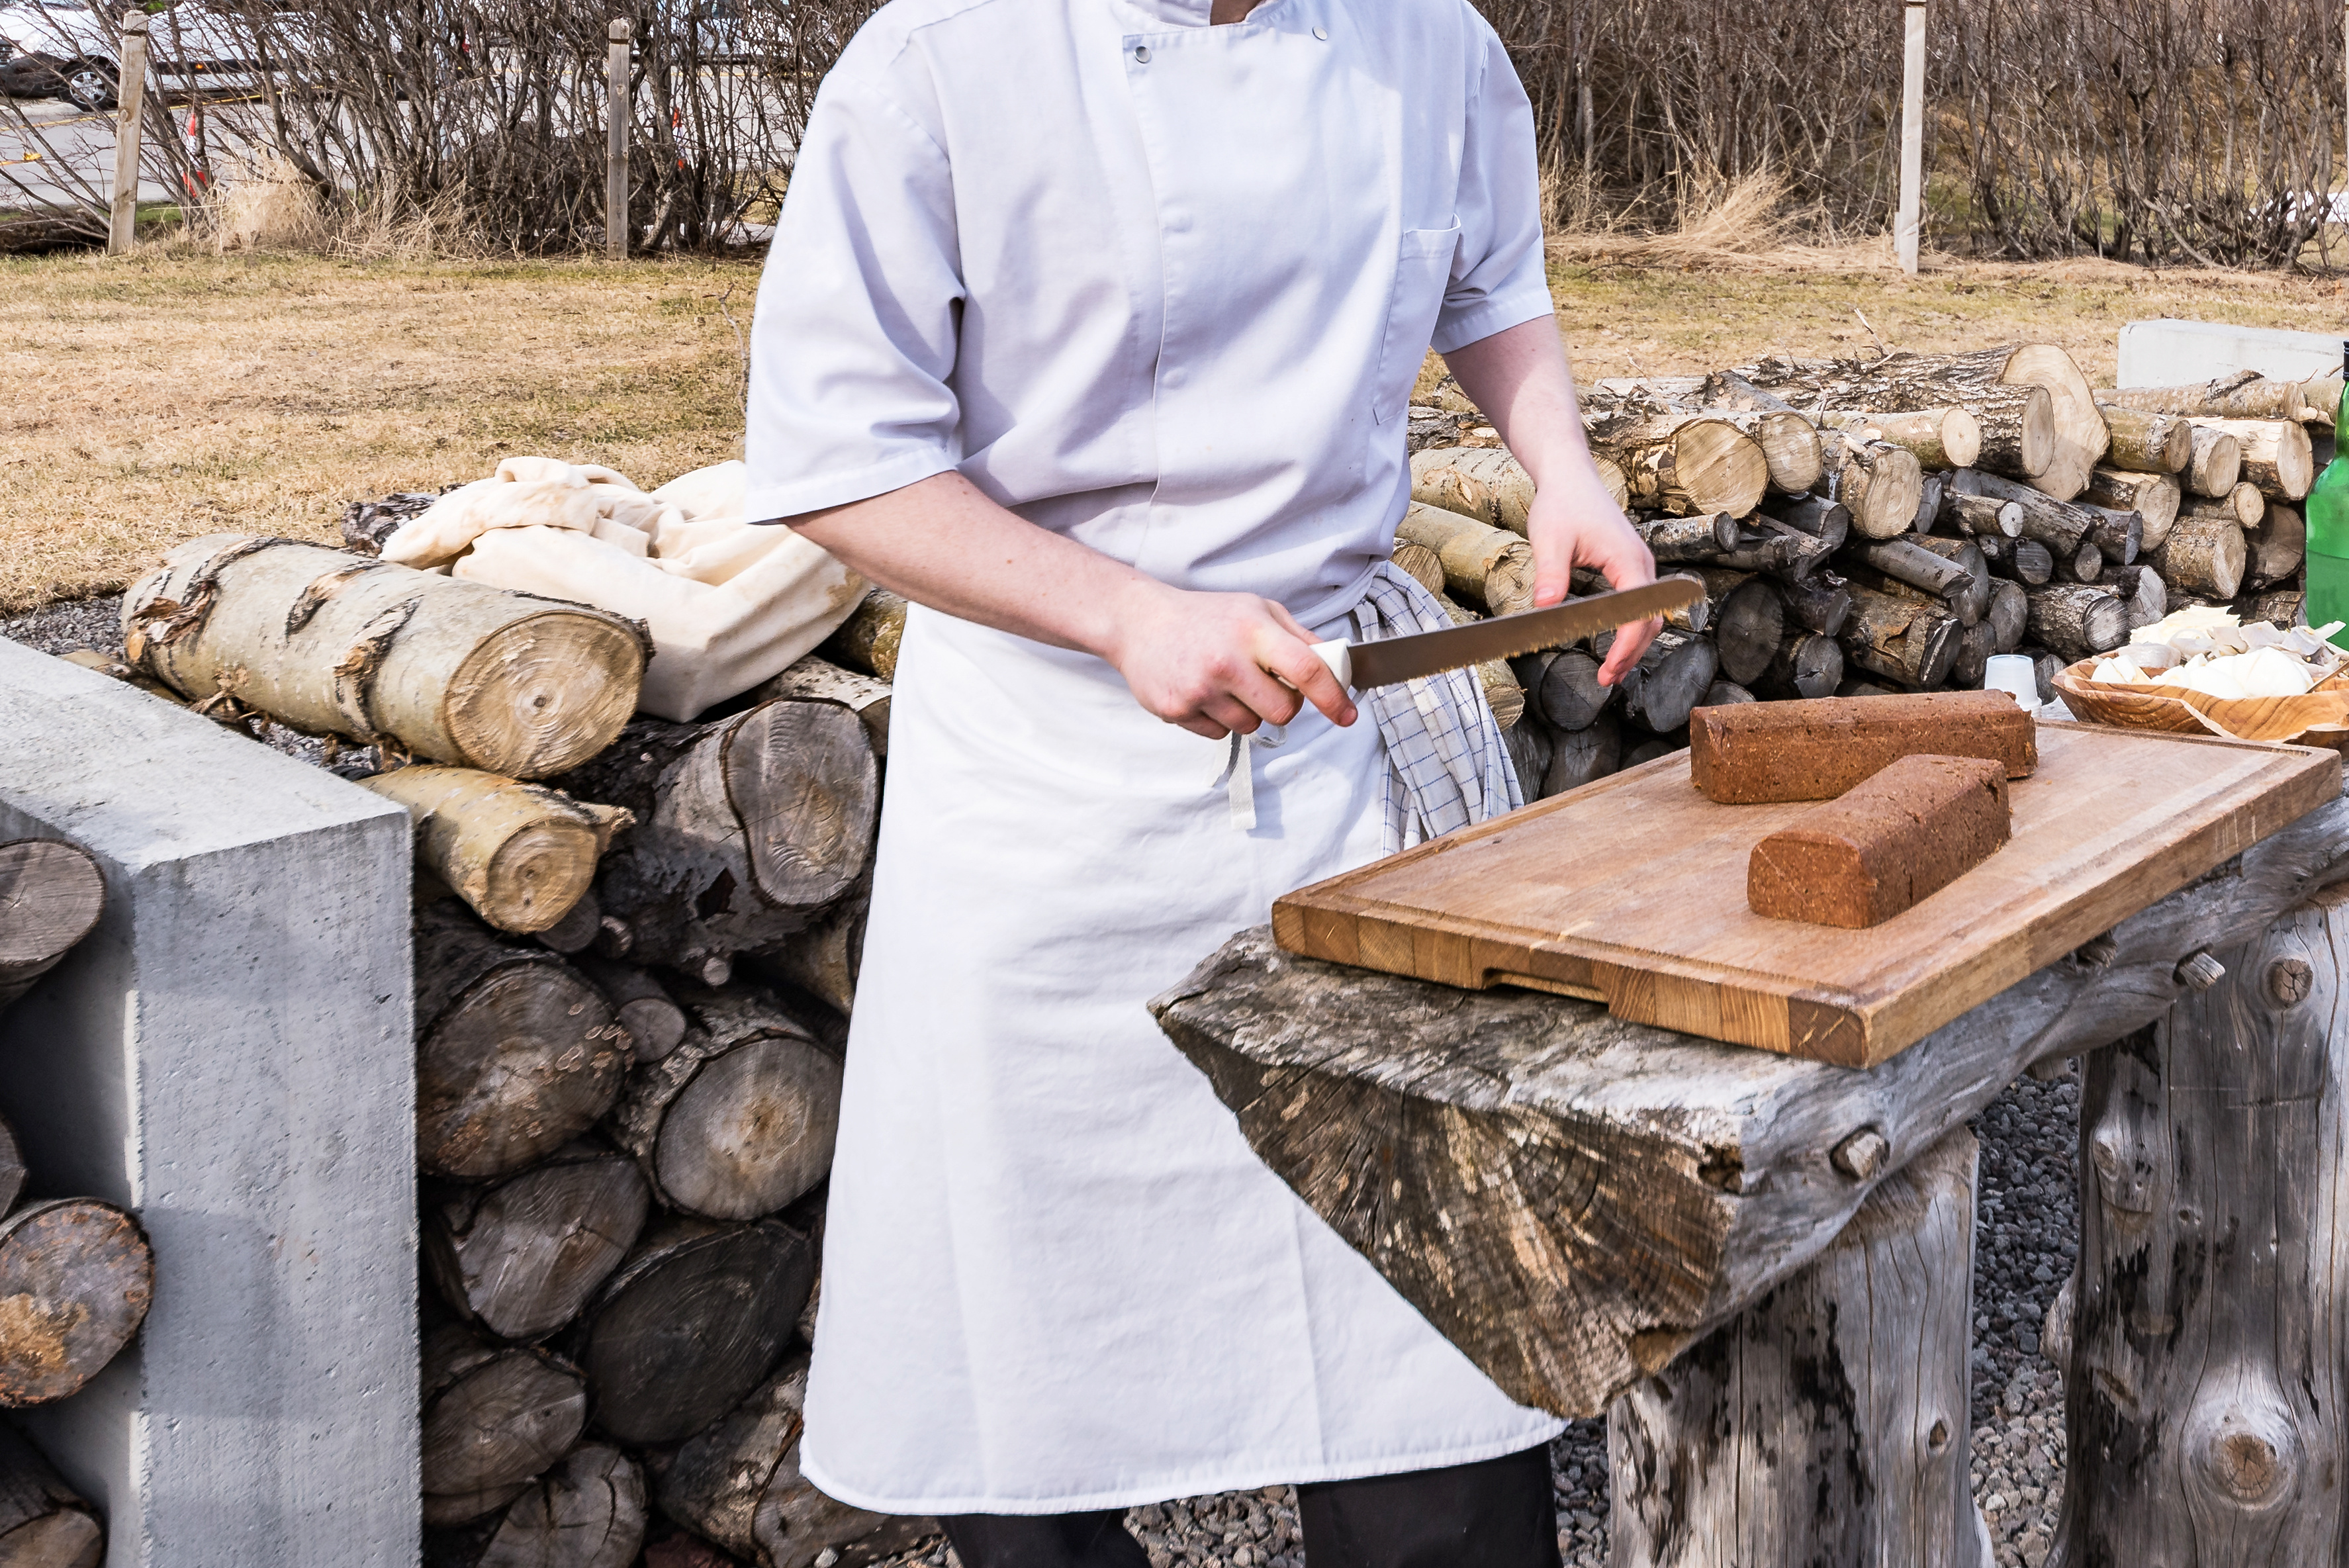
[108,13,150,256]
[1896,0,1927,277]
[606,19,632,261]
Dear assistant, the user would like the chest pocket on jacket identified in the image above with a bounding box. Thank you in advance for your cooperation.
[1371,224,1461,426]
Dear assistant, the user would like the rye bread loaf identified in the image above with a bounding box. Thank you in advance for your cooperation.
[1690,690,2035,804]
[1748,755,2012,929]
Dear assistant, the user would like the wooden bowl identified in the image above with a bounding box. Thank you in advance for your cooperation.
[2054,659,2349,752]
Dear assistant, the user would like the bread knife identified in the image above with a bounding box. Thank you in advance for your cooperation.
[1307,577,1703,690]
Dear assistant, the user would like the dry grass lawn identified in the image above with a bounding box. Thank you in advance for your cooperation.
[5,241,2348,612]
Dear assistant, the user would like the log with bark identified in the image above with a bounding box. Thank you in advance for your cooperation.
[2248,502,2307,591]
[1736,347,2094,496]
[1388,540,1445,598]
[0,1419,101,1568]
[1696,574,1784,688]
[0,840,103,1016]
[426,1147,651,1343]
[1755,629,1845,701]
[1902,535,1994,626]
[2191,418,2316,502]
[2096,405,2196,475]
[1424,590,1526,731]
[2085,468,2182,549]
[1409,445,1604,533]
[2146,513,2249,602]
[606,985,842,1222]
[2025,584,2129,663]
[1634,513,1742,563]
[2185,425,2244,499]
[122,536,646,778]
[1706,411,1824,496]
[1817,431,1925,541]
[2238,589,2307,627]
[1502,719,1550,805]
[2097,564,2168,635]
[1967,471,2096,556]
[432,1443,646,1568]
[2187,481,2270,530]
[532,890,604,957]
[816,590,906,684]
[1609,1128,1987,1568]
[362,768,631,936]
[1776,576,1853,638]
[2076,504,2142,566]
[1585,414,1771,518]
[1757,494,1851,552]
[1936,490,2023,539]
[1838,585,1960,690]
[659,1352,939,1568]
[1819,406,1982,471]
[550,700,880,978]
[1611,629,1718,735]
[1542,714,1620,798]
[1530,650,1612,731]
[1975,534,2056,586]
[757,889,868,1019]
[1395,504,1536,616]
[752,656,892,762]
[578,1215,813,1448]
[421,1324,590,1520]
[0,1200,153,1407]
[415,901,631,1180]
[1952,619,1996,688]
[1987,579,2029,653]
[575,962,686,1063]
[2099,372,2330,423]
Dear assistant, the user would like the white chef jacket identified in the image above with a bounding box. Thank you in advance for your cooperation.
[745,0,1565,1514]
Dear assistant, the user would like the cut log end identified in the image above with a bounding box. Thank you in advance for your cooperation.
[0,1200,154,1407]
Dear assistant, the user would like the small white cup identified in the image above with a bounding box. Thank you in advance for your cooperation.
[1984,654,2041,713]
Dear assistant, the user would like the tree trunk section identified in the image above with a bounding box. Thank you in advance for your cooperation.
[2189,419,2315,502]
[0,1200,152,1408]
[2087,469,2182,550]
[1988,580,2030,653]
[0,1420,101,1568]
[1410,446,1537,534]
[1738,349,2089,494]
[426,1147,651,1343]
[2097,406,2196,475]
[576,960,687,1064]
[1541,713,1620,798]
[1839,586,1959,690]
[1587,414,1770,518]
[439,1443,647,1568]
[2248,504,2305,591]
[1635,513,1742,563]
[550,700,880,976]
[2186,428,2243,499]
[1759,495,1851,552]
[415,901,629,1179]
[1820,406,1982,471]
[1778,576,1853,638]
[578,1215,813,1448]
[1904,536,1994,626]
[758,888,868,1019]
[1819,432,1925,540]
[1953,619,1996,688]
[2056,886,2349,1566]
[1534,650,1614,732]
[1704,576,1786,686]
[660,1352,941,1568]
[122,535,645,778]
[1978,535,2056,586]
[362,767,630,935]
[420,1323,589,1513]
[606,984,841,1222]
[816,590,905,684]
[1614,629,1718,734]
[752,655,892,761]
[1938,491,2024,540]
[1970,472,2097,555]
[2147,514,2249,602]
[1755,630,1844,700]
[2100,376,2328,423]
[2024,586,2129,663]
[1609,1127,1988,1568]
[1398,504,1537,616]
[0,840,104,1017]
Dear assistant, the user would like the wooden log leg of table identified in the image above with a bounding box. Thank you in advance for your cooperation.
[2053,887,2349,1565]
[1608,1127,1989,1568]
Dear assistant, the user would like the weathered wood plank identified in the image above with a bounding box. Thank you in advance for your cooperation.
[1148,788,2349,1418]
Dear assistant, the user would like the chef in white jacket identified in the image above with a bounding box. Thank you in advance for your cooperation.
[745,0,1655,1556]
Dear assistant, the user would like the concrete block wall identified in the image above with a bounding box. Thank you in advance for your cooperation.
[0,640,417,1567]
[2117,318,2345,387]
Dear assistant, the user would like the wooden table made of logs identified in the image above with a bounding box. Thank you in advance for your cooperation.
[1152,781,2349,1568]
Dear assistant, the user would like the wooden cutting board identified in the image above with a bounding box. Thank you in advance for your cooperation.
[1273,723,2342,1067]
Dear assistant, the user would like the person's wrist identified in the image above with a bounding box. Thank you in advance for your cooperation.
[1090,574,1179,669]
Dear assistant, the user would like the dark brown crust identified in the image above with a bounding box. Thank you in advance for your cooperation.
[1749,755,2012,927]
[1692,692,2036,804]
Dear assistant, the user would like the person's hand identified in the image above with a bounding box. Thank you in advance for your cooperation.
[1103,582,1359,741]
[1525,462,1659,687]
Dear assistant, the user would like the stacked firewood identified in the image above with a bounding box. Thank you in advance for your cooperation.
[1407,346,2333,804]
[0,838,152,1568]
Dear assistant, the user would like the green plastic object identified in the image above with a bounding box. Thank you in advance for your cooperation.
[2304,342,2349,647]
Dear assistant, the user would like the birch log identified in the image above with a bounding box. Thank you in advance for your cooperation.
[414,901,629,1180]
[659,1353,941,1568]
[606,985,842,1222]
[1586,415,1770,518]
[2146,514,2249,601]
[2025,585,2129,662]
[2099,375,2328,423]
[2086,469,2182,549]
[2185,426,2244,498]
[1610,1128,1988,1568]
[438,1444,645,1568]
[1977,535,2056,586]
[0,1420,101,1568]
[551,700,880,976]
[759,887,868,1018]
[1533,652,1612,731]
[1988,580,2029,653]
[0,1201,154,1407]
[2055,886,2349,1565]
[361,768,631,935]
[1938,491,2024,539]
[1904,535,1994,626]
[1430,590,1526,731]
[1406,445,1602,532]
[1704,575,1786,687]
[817,590,905,684]
[579,1216,813,1447]
[420,1324,589,1515]
[752,655,892,761]
[2248,503,2306,591]
[1756,629,1845,700]
[2191,418,2315,501]
[1613,629,1718,734]
[1818,432,1925,540]
[576,961,687,1063]
[121,536,645,777]
[1839,585,1960,689]
[1819,406,1982,471]
[1707,411,1825,494]
[1396,503,1537,616]
[2097,406,2196,475]
[0,841,103,1015]
[425,1147,651,1342]
[1542,714,1620,797]
[1389,541,1445,597]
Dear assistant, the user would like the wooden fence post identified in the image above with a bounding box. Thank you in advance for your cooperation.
[606,19,632,261]
[1896,0,1927,277]
[108,12,150,255]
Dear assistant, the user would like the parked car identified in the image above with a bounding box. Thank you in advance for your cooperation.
[0,0,298,112]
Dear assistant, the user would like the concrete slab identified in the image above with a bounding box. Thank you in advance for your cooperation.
[2118,318,2346,387]
[0,639,416,1568]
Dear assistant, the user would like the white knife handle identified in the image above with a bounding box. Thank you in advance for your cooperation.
[1309,639,1354,689]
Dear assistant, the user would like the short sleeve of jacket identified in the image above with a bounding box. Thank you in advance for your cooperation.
[744,59,964,522]
[1430,24,1552,355]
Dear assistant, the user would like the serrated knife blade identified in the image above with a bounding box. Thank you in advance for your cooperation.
[1314,577,1704,690]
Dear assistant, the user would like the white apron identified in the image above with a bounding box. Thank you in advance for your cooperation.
[744,0,1565,1512]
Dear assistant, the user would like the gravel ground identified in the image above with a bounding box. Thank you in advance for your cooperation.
[0,593,124,658]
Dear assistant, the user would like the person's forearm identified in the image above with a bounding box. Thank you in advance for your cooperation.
[1438,316,1600,490]
[780,471,1164,661]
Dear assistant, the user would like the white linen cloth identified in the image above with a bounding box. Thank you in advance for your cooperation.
[746,0,1563,1514]
[381,457,867,720]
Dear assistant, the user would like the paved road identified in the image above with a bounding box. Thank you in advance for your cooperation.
[0,93,250,207]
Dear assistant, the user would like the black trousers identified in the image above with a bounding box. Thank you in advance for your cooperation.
[940,1443,1561,1568]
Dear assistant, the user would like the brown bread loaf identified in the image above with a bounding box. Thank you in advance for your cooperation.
[1690,691,2035,804]
[1748,755,2013,928]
